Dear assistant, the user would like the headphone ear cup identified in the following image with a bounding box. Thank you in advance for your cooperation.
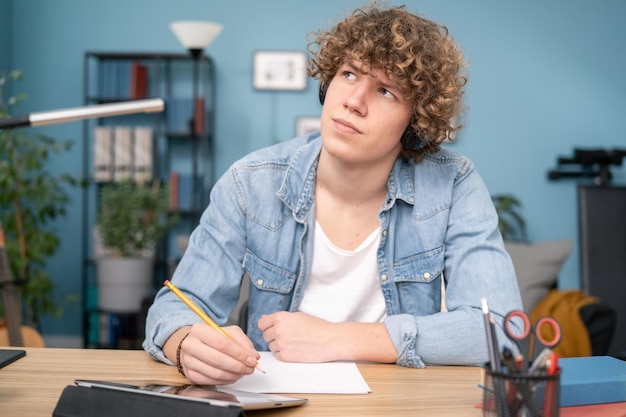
[318,81,329,105]
[401,127,422,150]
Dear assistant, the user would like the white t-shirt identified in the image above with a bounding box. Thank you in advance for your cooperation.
[298,221,387,323]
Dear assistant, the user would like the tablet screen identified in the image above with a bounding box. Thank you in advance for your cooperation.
[74,379,307,410]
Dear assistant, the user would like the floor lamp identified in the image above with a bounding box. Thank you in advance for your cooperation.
[169,21,222,208]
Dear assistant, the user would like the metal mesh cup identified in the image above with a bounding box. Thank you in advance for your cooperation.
[482,368,560,417]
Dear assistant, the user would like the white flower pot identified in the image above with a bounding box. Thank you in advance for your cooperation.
[96,257,154,313]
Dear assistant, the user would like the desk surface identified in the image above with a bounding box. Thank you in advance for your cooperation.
[0,347,484,416]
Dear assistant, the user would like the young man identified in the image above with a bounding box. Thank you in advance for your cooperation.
[144,4,522,385]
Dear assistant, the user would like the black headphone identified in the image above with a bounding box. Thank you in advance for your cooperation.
[318,80,329,105]
[318,81,422,150]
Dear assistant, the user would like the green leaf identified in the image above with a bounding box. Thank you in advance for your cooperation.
[97,180,179,258]
[0,70,81,327]
[492,193,527,241]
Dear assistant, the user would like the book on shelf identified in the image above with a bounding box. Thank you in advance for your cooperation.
[167,98,188,133]
[167,98,202,134]
[177,174,195,211]
[113,127,132,181]
[116,61,130,99]
[132,127,153,182]
[194,96,205,135]
[98,60,148,99]
[93,125,154,183]
[93,126,114,182]
[129,62,148,99]
[169,172,180,211]
[168,172,197,211]
[97,61,113,99]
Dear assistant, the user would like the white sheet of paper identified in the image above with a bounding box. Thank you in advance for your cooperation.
[219,352,371,394]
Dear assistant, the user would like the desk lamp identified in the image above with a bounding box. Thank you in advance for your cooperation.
[0,98,164,130]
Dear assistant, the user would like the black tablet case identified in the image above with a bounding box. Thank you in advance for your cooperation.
[53,385,246,417]
[0,349,26,368]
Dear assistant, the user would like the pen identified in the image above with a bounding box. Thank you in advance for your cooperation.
[504,346,542,417]
[546,352,559,375]
[481,298,511,417]
[528,347,553,375]
[481,298,501,372]
[501,346,520,374]
[164,280,265,374]
[542,352,559,415]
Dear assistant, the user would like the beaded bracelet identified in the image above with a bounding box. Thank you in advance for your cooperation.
[176,332,190,377]
[173,384,191,395]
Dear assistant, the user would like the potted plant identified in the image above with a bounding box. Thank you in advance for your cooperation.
[492,194,527,241]
[0,70,81,329]
[95,179,178,313]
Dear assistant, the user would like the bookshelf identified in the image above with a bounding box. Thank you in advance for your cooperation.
[81,51,215,348]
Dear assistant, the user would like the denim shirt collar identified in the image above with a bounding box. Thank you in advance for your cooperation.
[277,136,417,217]
[276,137,322,221]
[384,157,416,209]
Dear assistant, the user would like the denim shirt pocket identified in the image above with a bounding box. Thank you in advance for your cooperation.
[392,245,445,314]
[243,249,296,310]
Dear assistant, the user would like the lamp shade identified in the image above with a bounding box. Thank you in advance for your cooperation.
[170,21,223,53]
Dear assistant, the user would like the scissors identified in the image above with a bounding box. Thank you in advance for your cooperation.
[503,310,562,372]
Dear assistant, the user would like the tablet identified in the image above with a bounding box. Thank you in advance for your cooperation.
[0,349,26,369]
[74,379,308,411]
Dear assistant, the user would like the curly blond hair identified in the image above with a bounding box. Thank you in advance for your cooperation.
[307,3,467,161]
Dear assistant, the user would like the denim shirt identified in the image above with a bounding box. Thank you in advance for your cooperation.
[144,132,522,368]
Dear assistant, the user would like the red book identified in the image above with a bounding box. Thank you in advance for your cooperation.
[562,401,626,417]
[194,96,205,135]
[169,172,179,211]
[130,62,148,99]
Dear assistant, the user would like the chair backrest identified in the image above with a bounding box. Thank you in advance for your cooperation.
[0,224,45,348]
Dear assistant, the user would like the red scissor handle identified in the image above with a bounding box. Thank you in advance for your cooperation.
[533,316,562,348]
[504,310,531,340]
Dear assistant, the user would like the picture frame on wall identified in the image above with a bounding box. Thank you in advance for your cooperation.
[296,117,321,136]
[253,51,307,91]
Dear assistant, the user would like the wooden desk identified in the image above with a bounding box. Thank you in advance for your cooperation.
[0,347,484,416]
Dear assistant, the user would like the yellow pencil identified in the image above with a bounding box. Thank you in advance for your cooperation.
[164,280,265,373]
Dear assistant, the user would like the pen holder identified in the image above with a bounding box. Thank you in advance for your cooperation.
[482,368,561,417]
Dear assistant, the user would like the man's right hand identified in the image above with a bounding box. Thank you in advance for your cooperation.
[164,323,260,385]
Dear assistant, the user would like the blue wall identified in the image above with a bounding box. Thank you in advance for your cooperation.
[0,0,11,75]
[4,0,626,339]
